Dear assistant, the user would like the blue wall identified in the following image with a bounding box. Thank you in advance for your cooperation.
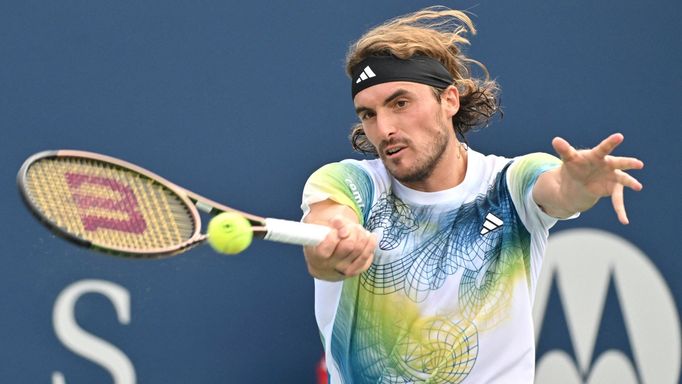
[1,1,680,382]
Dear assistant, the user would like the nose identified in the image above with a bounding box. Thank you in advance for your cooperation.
[375,112,397,139]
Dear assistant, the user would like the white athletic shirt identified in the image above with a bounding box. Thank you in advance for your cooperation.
[302,149,563,383]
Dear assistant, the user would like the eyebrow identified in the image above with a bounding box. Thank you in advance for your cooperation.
[355,88,411,115]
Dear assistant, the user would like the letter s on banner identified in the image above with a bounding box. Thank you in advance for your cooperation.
[52,279,136,384]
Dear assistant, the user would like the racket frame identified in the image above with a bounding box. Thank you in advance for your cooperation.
[17,150,269,258]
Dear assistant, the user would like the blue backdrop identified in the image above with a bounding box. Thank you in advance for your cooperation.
[2,1,680,383]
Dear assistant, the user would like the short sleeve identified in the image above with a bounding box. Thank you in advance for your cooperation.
[506,152,564,231]
[301,162,374,225]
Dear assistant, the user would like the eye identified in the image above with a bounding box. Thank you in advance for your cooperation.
[359,111,375,121]
[394,99,409,109]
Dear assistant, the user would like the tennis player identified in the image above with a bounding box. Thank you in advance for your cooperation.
[301,7,643,383]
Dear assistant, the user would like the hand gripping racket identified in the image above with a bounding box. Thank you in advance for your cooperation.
[17,150,330,258]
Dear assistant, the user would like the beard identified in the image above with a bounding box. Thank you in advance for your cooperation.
[380,119,452,185]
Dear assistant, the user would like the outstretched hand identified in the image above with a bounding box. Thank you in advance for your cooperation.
[551,133,644,224]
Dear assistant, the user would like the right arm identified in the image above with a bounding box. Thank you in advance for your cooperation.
[303,199,377,281]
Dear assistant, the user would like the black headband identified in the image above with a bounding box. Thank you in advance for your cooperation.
[350,55,454,99]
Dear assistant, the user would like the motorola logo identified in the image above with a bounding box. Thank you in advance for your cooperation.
[533,229,681,384]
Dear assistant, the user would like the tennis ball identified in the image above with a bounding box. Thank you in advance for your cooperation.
[207,212,253,255]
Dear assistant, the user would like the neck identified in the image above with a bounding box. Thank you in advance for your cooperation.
[402,140,468,192]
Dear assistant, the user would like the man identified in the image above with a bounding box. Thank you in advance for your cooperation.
[301,7,643,383]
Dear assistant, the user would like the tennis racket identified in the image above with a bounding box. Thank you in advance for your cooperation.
[17,150,330,258]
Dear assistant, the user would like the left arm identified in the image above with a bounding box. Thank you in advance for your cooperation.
[533,133,644,224]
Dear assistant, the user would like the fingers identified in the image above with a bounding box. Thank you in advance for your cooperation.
[615,169,644,192]
[605,155,644,171]
[331,216,351,239]
[611,183,628,225]
[610,169,644,225]
[309,223,341,259]
[337,233,377,276]
[305,216,376,280]
[331,220,376,277]
[554,133,629,162]
[551,136,578,162]
[593,133,624,158]
[550,133,643,226]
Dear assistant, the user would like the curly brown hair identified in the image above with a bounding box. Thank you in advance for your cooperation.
[346,6,501,156]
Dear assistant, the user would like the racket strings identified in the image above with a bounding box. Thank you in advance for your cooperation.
[24,157,197,252]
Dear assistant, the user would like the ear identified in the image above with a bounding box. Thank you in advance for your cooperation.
[441,85,460,118]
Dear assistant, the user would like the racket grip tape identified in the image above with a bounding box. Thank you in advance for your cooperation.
[263,218,330,246]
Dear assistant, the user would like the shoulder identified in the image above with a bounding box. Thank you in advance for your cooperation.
[302,159,386,222]
[310,158,376,177]
[469,150,560,185]
[466,148,512,186]
[506,152,562,186]
[308,158,391,188]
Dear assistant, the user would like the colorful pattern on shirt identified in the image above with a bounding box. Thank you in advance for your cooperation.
[303,151,561,383]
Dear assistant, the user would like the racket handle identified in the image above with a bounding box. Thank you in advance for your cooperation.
[263,218,330,246]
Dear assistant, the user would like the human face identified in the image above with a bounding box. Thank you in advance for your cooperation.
[353,82,460,190]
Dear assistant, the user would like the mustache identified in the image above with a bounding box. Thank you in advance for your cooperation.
[378,137,409,154]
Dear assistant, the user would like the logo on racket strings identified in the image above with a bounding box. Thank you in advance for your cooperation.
[65,172,147,234]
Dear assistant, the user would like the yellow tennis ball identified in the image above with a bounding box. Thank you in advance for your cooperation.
[207,212,253,255]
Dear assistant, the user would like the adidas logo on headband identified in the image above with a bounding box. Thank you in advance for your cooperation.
[355,66,376,84]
